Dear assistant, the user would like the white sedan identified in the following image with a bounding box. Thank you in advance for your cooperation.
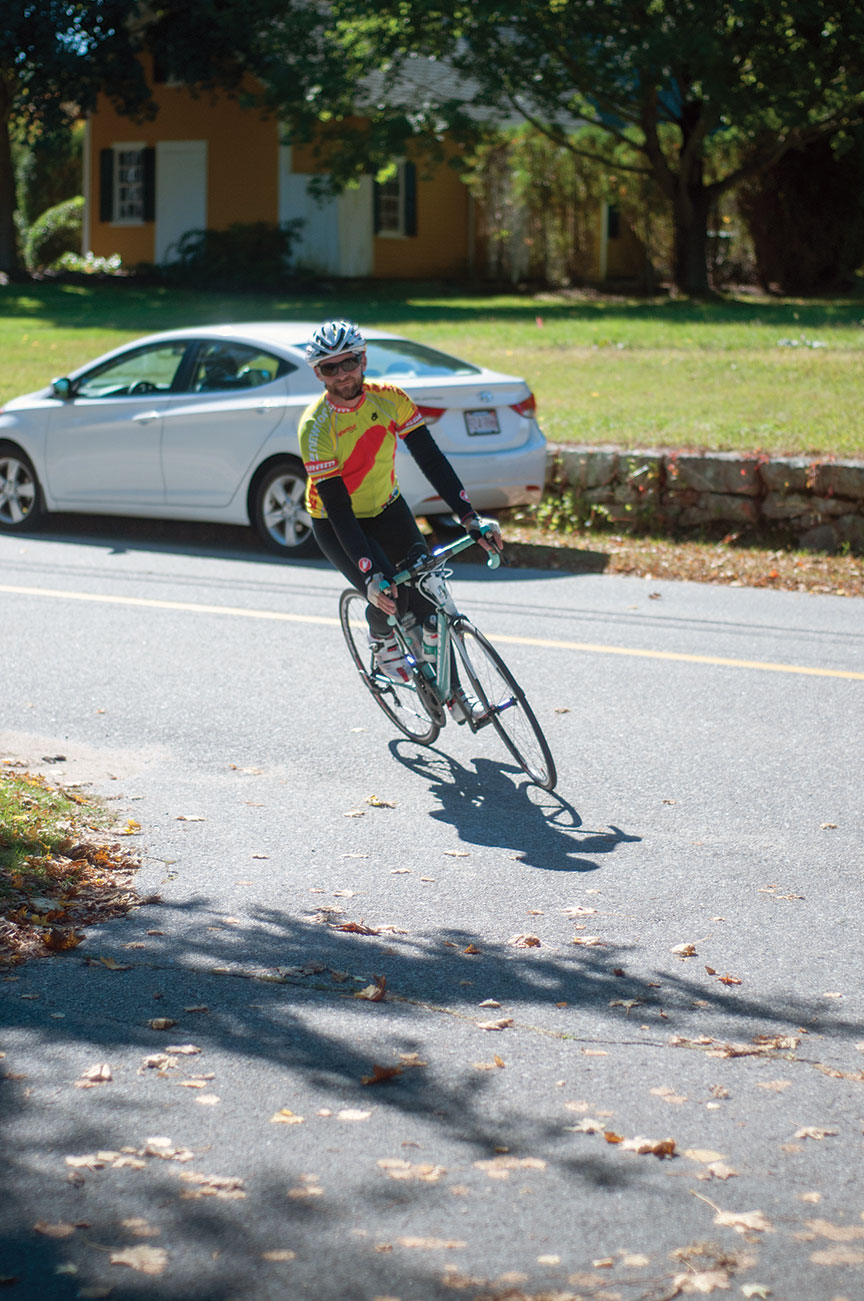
[0,322,547,556]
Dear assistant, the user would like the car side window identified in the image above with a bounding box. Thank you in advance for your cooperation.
[75,344,189,399]
[191,342,293,392]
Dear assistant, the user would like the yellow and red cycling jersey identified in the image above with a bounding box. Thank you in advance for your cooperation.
[299,382,425,519]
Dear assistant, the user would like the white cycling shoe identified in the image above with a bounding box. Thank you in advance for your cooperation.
[448,688,486,725]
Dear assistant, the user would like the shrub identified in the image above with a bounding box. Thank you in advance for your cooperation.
[162,220,304,290]
[53,251,123,275]
[15,123,84,230]
[24,196,84,271]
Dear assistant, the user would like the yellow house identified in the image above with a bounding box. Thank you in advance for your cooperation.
[84,63,644,282]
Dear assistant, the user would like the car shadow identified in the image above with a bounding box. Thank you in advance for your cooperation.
[18,515,606,579]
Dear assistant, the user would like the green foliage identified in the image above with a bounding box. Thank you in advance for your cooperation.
[15,122,84,230]
[24,196,84,272]
[738,131,864,294]
[162,220,305,290]
[53,250,123,275]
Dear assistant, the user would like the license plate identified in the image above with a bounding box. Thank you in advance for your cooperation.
[464,408,500,436]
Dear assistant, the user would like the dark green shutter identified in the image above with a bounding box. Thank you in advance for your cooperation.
[142,148,156,222]
[403,162,417,237]
[99,149,114,222]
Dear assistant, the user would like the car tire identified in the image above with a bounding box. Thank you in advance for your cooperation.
[0,442,43,534]
[251,458,319,558]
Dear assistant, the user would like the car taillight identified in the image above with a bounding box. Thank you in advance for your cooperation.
[417,406,446,426]
[509,393,536,417]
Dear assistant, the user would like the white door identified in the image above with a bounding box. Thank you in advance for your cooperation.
[155,141,208,263]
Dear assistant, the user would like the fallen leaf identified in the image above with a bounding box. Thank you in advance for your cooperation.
[42,928,85,951]
[672,943,698,957]
[811,1245,864,1265]
[508,934,541,948]
[271,1109,305,1124]
[97,956,132,971]
[479,999,501,1008]
[194,1094,220,1106]
[337,1109,371,1121]
[77,1063,112,1086]
[355,976,387,1002]
[794,1127,838,1141]
[621,1253,651,1267]
[651,1085,687,1105]
[175,815,205,822]
[713,1209,773,1234]
[334,921,380,935]
[362,1064,402,1086]
[398,1052,427,1068]
[164,1044,201,1056]
[396,1237,466,1250]
[377,1159,445,1182]
[462,943,481,955]
[537,1254,560,1265]
[179,1172,245,1199]
[698,1162,739,1181]
[109,1246,168,1275]
[804,1218,864,1242]
[261,1250,297,1262]
[672,1270,731,1294]
[572,935,605,946]
[567,1118,607,1134]
[33,1222,76,1239]
[443,850,470,857]
[366,795,397,807]
[474,1156,546,1179]
[757,1080,792,1091]
[121,1217,160,1238]
[717,974,742,986]
[477,1017,513,1031]
[148,1018,176,1031]
[620,1135,676,1157]
[561,905,598,916]
[740,1286,772,1299]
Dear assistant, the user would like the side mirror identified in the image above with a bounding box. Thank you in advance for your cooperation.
[51,377,73,400]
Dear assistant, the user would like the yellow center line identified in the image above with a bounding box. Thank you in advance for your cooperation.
[2,583,862,681]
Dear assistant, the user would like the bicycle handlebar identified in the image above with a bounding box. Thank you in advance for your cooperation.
[390,531,501,588]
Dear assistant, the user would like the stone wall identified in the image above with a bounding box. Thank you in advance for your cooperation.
[546,446,864,553]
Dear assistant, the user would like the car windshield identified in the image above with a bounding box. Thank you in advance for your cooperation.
[362,339,480,379]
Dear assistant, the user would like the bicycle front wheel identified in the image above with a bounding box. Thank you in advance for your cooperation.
[339,589,441,745]
[452,620,557,790]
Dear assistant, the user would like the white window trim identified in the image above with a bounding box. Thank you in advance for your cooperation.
[112,141,146,227]
[376,161,407,238]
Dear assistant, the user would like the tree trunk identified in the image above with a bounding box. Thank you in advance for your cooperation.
[0,84,19,274]
[671,186,711,295]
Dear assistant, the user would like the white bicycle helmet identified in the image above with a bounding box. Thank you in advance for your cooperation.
[305,319,366,363]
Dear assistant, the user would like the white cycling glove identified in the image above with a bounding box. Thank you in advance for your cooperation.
[462,512,503,551]
[365,572,396,611]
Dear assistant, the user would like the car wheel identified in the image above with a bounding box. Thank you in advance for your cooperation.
[251,459,319,557]
[0,442,43,533]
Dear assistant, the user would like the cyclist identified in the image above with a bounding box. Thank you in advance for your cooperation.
[299,319,502,717]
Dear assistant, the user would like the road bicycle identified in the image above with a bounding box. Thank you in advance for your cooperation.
[339,534,557,790]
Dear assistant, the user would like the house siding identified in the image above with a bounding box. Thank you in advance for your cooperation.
[88,66,279,265]
[373,160,471,278]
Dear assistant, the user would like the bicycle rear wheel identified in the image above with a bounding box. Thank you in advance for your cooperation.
[452,620,556,790]
[339,589,441,745]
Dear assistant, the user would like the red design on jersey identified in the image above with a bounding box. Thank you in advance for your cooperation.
[341,424,390,496]
[358,556,372,574]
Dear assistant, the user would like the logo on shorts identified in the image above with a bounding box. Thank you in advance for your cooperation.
[359,556,372,574]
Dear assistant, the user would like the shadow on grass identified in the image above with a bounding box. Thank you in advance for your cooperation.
[4,278,864,336]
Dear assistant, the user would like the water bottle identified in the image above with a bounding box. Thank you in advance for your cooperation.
[421,617,439,663]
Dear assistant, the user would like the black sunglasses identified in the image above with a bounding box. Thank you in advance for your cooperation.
[318,353,363,377]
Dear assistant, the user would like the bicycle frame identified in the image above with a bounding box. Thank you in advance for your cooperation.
[387,535,501,719]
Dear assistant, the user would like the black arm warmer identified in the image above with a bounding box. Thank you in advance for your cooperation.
[316,476,388,579]
[403,425,473,519]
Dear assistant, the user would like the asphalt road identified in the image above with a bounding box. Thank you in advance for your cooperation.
[1,520,863,1301]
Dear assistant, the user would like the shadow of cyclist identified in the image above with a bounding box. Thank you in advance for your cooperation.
[390,741,640,872]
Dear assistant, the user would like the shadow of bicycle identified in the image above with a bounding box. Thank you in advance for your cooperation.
[390,741,640,872]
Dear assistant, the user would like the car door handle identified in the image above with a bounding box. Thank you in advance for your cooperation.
[132,411,161,424]
[255,404,276,414]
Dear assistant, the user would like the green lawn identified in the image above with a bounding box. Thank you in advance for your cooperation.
[2,279,863,457]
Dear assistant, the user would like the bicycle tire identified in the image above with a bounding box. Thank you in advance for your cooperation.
[339,589,441,745]
[451,620,557,790]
